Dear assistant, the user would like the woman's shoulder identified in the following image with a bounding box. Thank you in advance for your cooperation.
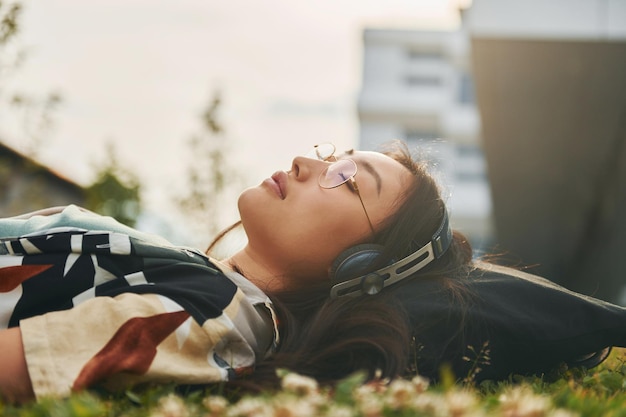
[1,205,172,246]
[208,258,278,358]
[209,258,271,305]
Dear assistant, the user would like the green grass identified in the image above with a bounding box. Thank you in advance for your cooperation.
[2,348,625,417]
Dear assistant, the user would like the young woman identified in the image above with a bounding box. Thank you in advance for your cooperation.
[1,142,625,403]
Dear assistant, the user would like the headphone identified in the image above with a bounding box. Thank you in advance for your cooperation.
[329,210,453,298]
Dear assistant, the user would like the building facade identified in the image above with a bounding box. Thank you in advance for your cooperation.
[357,27,493,251]
[0,141,85,217]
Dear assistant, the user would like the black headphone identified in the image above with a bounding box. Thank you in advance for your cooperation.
[329,210,453,298]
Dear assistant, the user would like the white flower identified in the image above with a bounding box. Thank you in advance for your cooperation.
[150,394,190,417]
[281,373,319,396]
[226,397,272,417]
[411,392,449,416]
[272,396,316,417]
[323,405,354,417]
[411,375,430,393]
[548,410,579,417]
[353,383,384,417]
[385,378,418,409]
[499,386,552,417]
[203,395,229,416]
[357,395,384,417]
[446,389,479,417]
[353,383,377,403]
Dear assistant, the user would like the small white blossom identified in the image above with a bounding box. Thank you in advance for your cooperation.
[385,378,416,409]
[353,382,384,417]
[227,397,272,417]
[548,410,580,417]
[499,386,552,417]
[446,389,480,417]
[353,382,377,403]
[411,392,449,417]
[150,394,190,417]
[358,395,384,417]
[281,373,319,396]
[203,395,229,416]
[272,396,317,417]
[323,404,354,417]
[411,375,430,393]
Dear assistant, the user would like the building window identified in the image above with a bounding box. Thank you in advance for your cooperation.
[406,50,443,61]
[455,143,487,182]
[458,72,475,104]
[405,75,442,87]
[405,130,440,142]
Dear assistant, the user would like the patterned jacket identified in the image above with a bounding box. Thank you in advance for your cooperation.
[0,212,277,399]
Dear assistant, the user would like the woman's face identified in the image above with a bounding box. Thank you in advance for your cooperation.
[237,149,413,282]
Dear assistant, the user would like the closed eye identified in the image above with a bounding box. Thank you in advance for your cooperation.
[337,172,356,192]
[344,178,357,193]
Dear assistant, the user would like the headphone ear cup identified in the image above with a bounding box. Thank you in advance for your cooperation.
[330,243,386,284]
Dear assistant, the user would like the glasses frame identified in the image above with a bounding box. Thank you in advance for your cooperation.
[308,143,376,235]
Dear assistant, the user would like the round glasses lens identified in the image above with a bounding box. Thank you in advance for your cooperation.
[307,143,336,161]
[319,159,357,189]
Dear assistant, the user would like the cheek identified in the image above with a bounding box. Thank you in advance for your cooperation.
[295,205,369,260]
[238,188,308,255]
[238,188,369,268]
[238,188,281,235]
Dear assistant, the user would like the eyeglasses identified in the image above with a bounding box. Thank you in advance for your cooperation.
[306,143,375,234]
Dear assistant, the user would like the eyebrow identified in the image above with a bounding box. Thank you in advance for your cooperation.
[361,160,382,196]
[344,149,382,195]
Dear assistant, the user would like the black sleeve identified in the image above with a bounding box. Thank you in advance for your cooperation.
[396,262,626,381]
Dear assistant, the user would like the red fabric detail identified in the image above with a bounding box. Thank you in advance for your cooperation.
[73,310,190,391]
[234,366,254,378]
[0,264,53,292]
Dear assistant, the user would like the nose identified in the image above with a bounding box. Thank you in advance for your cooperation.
[291,156,327,182]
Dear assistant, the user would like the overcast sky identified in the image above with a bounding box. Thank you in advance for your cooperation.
[2,0,468,240]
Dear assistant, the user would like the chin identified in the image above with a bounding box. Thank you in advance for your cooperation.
[237,186,260,213]
[237,188,272,233]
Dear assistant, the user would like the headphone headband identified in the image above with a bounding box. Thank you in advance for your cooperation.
[330,210,453,298]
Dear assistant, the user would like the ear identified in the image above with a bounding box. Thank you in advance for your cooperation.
[330,243,386,285]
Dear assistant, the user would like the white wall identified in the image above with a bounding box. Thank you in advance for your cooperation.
[467,0,626,40]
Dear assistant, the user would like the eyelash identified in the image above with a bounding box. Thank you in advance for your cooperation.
[345,179,357,193]
[333,171,357,193]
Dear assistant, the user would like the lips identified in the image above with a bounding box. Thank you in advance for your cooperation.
[268,171,287,199]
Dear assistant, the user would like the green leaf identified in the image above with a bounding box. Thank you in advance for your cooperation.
[333,371,367,404]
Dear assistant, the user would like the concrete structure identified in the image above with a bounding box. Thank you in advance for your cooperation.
[466,0,626,303]
[357,27,493,251]
[0,141,85,216]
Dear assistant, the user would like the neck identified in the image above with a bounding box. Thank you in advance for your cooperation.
[224,246,285,293]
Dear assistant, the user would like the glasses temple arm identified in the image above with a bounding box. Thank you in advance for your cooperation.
[350,179,376,235]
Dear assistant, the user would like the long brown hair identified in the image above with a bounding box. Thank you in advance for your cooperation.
[213,141,473,392]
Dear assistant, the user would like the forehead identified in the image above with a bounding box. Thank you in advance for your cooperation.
[341,150,406,173]
[344,150,412,195]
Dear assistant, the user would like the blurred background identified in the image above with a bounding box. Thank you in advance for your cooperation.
[0,0,624,304]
